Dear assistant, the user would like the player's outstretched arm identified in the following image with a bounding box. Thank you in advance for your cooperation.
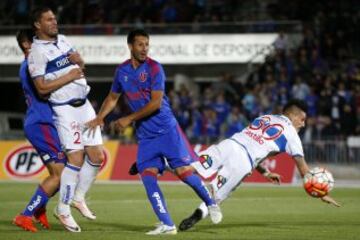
[264,172,281,184]
[321,195,341,207]
[33,68,83,96]
[86,91,120,135]
[294,156,341,207]
[114,90,163,131]
[256,164,281,184]
[293,156,310,178]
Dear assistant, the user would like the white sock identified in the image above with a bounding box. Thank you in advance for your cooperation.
[199,202,209,219]
[73,157,101,202]
[58,164,80,215]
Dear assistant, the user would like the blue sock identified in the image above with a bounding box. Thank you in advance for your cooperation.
[22,186,49,216]
[141,171,174,226]
[180,170,216,206]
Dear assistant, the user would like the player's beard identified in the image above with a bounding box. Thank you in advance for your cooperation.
[47,26,58,39]
[132,52,146,63]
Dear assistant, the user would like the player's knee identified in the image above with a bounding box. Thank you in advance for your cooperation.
[87,147,105,165]
[93,150,105,164]
[48,174,61,186]
[175,165,194,176]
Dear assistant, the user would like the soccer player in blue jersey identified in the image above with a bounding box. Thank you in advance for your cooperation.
[12,29,83,232]
[86,29,222,235]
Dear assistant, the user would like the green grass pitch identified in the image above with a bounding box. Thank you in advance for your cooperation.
[1,182,359,240]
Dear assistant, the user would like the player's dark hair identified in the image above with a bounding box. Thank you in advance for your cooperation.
[30,6,52,30]
[127,29,149,44]
[16,29,34,53]
[283,99,308,114]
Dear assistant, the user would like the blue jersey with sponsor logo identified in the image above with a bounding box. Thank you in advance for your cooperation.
[20,59,54,126]
[111,58,177,139]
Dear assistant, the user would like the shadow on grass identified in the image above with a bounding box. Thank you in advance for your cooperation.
[178,221,360,233]
[1,219,148,234]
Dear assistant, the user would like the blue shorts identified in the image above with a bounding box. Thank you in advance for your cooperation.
[24,123,67,165]
[137,124,198,174]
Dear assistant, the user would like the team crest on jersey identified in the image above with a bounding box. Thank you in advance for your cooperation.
[217,175,227,189]
[58,151,65,160]
[199,154,213,169]
[139,71,147,82]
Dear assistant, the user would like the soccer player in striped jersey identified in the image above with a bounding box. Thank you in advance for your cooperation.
[27,7,105,232]
[12,28,90,233]
[179,99,340,231]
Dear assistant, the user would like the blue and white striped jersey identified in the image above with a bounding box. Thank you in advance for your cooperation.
[28,34,89,105]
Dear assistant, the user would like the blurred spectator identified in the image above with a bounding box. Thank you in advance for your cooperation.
[211,92,230,127]
[225,106,247,138]
[291,76,309,100]
[273,31,288,53]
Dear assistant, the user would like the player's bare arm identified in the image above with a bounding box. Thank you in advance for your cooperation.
[321,195,341,207]
[294,156,340,207]
[255,164,281,184]
[114,90,163,131]
[33,68,83,96]
[293,156,310,178]
[68,51,85,69]
[86,91,120,134]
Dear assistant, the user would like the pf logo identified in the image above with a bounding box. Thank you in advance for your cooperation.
[4,145,45,178]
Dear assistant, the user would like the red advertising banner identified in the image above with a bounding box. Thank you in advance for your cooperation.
[0,141,119,181]
[0,141,296,183]
[244,153,296,183]
[110,145,296,183]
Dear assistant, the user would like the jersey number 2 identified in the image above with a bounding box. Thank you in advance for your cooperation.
[74,132,81,144]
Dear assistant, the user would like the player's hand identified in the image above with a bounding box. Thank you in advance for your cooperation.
[85,116,104,138]
[265,172,281,185]
[68,68,84,81]
[68,52,83,65]
[321,195,341,207]
[113,116,132,131]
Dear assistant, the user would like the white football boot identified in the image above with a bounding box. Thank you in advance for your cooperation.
[146,223,177,235]
[71,200,96,220]
[208,204,223,224]
[54,208,81,233]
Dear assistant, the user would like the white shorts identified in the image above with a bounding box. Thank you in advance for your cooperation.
[192,139,253,203]
[52,99,103,150]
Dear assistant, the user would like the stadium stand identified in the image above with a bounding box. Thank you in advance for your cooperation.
[0,0,359,163]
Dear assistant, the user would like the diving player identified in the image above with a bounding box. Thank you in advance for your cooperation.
[179,99,341,231]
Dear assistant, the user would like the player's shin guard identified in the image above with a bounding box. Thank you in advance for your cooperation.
[22,186,49,217]
[141,171,174,227]
[179,170,216,206]
[73,157,101,202]
[58,164,80,215]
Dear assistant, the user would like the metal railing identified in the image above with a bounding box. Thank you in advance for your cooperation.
[304,141,360,164]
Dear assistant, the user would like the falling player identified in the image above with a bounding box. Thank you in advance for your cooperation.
[178,99,341,231]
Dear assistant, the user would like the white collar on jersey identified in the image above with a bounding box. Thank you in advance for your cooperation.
[33,36,58,44]
[276,114,292,125]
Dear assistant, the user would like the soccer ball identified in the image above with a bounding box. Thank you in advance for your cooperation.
[303,167,334,198]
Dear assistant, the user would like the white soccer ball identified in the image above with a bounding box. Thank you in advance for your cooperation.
[303,167,335,198]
